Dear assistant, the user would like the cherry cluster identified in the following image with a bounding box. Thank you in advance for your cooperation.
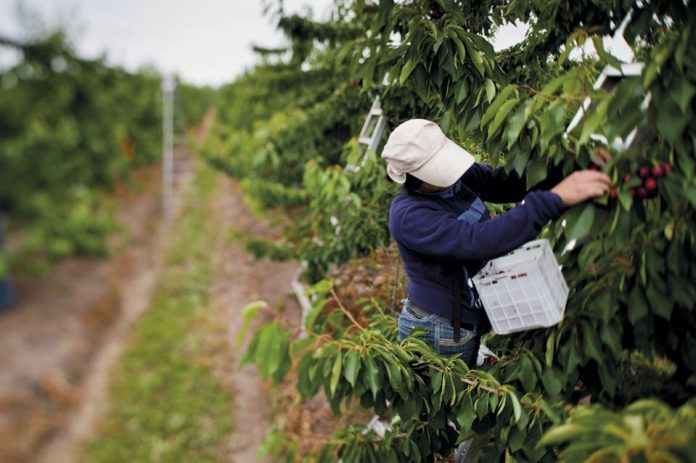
[625,162,672,199]
[593,162,673,204]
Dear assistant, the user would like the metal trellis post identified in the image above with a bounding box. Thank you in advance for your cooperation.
[162,74,175,219]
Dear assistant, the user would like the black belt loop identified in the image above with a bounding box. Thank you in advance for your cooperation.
[467,334,481,367]
[452,265,463,342]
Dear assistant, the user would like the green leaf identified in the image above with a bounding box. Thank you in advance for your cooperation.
[581,321,603,362]
[578,240,601,272]
[487,98,519,140]
[466,41,485,77]
[563,341,582,376]
[399,59,418,85]
[674,28,689,71]
[686,185,696,208]
[481,84,517,126]
[562,68,582,95]
[485,78,496,103]
[464,109,481,132]
[618,190,633,211]
[509,392,522,423]
[236,300,266,346]
[518,356,537,391]
[456,394,476,431]
[541,74,567,97]
[395,397,419,421]
[297,352,315,397]
[432,369,443,393]
[506,100,533,148]
[540,400,561,424]
[365,356,381,399]
[343,350,361,388]
[646,285,673,320]
[579,98,609,145]
[239,330,260,368]
[539,100,566,154]
[600,323,622,358]
[595,290,614,324]
[255,322,283,378]
[545,332,556,367]
[680,139,696,178]
[597,359,617,395]
[329,352,342,397]
[378,44,407,64]
[525,158,548,189]
[538,423,591,447]
[475,395,489,419]
[451,35,467,62]
[669,76,696,113]
[454,79,469,104]
[509,426,526,452]
[290,336,313,357]
[628,287,649,325]
[566,204,595,241]
[540,368,563,399]
[386,362,403,394]
[657,99,691,145]
[409,440,422,462]
[643,62,659,88]
[271,335,292,384]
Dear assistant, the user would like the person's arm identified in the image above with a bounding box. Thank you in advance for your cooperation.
[391,170,612,262]
[390,190,565,262]
[462,162,566,203]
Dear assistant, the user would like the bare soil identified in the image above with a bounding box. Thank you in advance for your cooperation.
[0,164,164,463]
[209,176,300,463]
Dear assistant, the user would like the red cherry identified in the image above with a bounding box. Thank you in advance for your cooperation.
[624,173,632,183]
[629,188,636,197]
[637,187,648,198]
[664,162,673,173]
[645,177,657,191]
[638,166,651,178]
[589,165,599,172]
[609,189,618,199]
[651,165,664,178]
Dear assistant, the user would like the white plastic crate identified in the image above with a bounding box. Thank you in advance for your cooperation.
[472,239,568,335]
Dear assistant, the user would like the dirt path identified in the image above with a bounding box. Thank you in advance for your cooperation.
[0,164,164,463]
[189,107,301,462]
[35,228,165,463]
[209,175,300,463]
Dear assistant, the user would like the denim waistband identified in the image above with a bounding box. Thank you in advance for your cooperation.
[404,297,479,331]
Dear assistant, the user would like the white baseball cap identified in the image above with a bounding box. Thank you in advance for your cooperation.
[381,119,475,187]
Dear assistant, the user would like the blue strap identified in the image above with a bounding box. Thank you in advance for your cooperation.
[455,197,486,309]
[457,197,486,224]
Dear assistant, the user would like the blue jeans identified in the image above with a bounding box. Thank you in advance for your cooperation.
[0,277,16,311]
[398,298,480,366]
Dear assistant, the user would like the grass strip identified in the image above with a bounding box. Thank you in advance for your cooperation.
[81,162,233,462]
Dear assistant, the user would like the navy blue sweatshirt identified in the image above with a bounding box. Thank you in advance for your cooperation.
[389,163,565,325]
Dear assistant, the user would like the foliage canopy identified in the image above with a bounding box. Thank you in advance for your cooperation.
[207,1,696,461]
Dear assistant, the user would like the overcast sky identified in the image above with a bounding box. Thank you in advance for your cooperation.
[0,0,336,86]
[0,1,629,88]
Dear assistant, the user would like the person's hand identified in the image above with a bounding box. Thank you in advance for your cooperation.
[551,170,613,207]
